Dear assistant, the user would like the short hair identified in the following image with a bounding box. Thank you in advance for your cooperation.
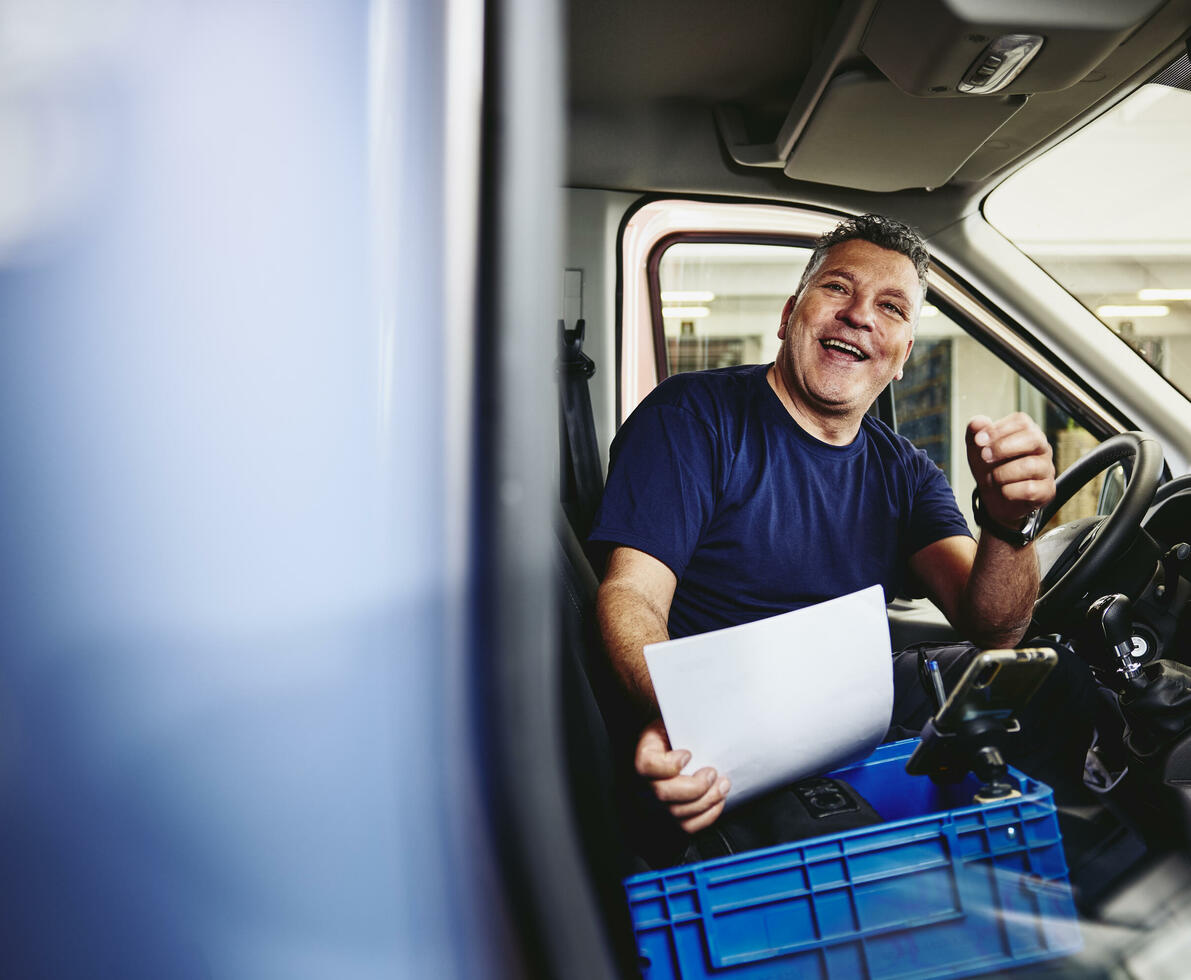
[793,213,931,321]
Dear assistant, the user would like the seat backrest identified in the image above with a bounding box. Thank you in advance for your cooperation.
[555,512,642,971]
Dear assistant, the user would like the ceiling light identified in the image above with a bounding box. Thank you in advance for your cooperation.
[662,306,710,318]
[1096,305,1169,318]
[1138,289,1191,301]
[919,305,939,317]
[661,290,715,303]
[958,34,1044,95]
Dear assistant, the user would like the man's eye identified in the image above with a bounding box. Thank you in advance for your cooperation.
[823,282,845,292]
[881,302,905,317]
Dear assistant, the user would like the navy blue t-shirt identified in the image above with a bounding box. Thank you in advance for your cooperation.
[590,364,972,639]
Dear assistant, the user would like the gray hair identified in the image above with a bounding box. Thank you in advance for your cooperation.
[793,213,931,321]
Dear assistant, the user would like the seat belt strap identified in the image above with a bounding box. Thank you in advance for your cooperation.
[557,318,604,540]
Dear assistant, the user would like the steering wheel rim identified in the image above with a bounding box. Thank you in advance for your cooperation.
[1033,431,1163,623]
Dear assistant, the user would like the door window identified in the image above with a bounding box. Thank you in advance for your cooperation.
[658,242,806,376]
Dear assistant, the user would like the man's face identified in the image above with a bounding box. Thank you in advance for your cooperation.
[776,238,920,423]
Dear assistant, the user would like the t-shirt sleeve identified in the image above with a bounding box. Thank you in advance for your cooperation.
[589,403,719,579]
[906,451,974,556]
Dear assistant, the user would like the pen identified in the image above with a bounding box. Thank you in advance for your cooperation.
[927,659,947,711]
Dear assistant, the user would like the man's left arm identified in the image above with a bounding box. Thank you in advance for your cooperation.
[910,413,1055,648]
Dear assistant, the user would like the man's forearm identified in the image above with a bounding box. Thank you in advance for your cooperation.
[960,534,1040,648]
[957,412,1054,648]
[596,579,670,716]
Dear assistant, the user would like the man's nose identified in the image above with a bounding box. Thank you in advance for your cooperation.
[837,294,876,330]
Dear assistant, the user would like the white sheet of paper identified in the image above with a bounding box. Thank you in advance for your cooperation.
[644,584,893,809]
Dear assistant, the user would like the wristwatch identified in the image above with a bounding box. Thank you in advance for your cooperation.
[971,488,1042,548]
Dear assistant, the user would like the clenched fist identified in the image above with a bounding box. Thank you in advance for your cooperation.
[966,413,1056,532]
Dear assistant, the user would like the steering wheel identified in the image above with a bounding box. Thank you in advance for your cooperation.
[1033,431,1163,625]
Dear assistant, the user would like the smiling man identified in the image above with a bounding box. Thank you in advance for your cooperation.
[591,214,1096,854]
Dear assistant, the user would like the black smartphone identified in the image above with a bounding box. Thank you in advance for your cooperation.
[932,647,1058,734]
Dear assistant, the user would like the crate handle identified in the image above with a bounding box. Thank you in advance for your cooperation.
[697,824,971,970]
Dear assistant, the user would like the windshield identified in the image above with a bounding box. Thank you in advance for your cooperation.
[986,60,1191,399]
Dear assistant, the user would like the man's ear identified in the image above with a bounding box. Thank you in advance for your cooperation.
[894,337,914,381]
[778,295,796,339]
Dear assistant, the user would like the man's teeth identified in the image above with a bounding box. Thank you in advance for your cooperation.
[821,339,867,360]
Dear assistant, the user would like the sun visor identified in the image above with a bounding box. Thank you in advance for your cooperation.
[861,0,1167,97]
[782,71,1025,192]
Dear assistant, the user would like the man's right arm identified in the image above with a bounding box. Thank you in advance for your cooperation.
[597,545,731,833]
[597,546,675,713]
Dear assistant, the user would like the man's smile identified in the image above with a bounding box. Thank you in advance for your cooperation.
[819,337,868,361]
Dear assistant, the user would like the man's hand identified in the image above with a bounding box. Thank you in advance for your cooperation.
[635,718,731,834]
[966,413,1056,530]
[911,412,1053,649]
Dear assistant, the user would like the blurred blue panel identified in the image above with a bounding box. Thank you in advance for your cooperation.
[0,1,504,976]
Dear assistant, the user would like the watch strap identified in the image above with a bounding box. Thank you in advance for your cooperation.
[971,488,1040,548]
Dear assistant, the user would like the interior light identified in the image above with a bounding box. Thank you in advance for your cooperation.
[919,305,939,317]
[1138,289,1191,301]
[1096,305,1170,318]
[958,35,1044,95]
[662,306,711,318]
[661,290,716,303]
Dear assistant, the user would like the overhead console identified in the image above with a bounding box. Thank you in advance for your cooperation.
[716,0,1170,192]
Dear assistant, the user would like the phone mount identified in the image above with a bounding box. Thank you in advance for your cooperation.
[907,646,1061,803]
[905,712,1022,803]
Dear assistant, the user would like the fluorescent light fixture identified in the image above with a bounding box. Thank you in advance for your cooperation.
[662,306,710,318]
[661,290,715,302]
[1096,305,1169,318]
[1138,288,1191,301]
[919,305,939,317]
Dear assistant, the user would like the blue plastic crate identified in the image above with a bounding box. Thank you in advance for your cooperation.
[625,739,1082,979]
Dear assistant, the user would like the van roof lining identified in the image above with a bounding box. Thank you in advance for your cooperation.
[566,0,1191,195]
